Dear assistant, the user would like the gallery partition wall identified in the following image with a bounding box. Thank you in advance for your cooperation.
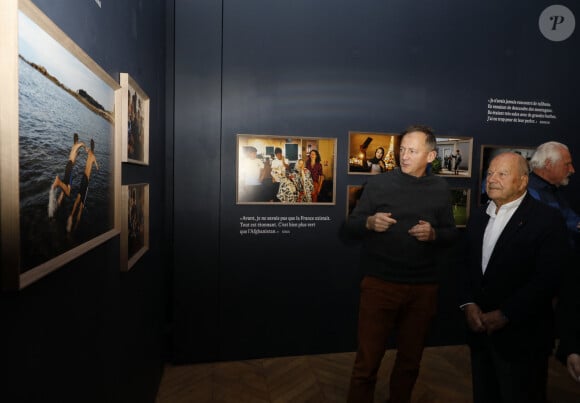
[3,0,168,402]
[172,0,580,364]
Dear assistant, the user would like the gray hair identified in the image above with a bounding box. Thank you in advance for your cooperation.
[515,153,530,176]
[529,141,569,170]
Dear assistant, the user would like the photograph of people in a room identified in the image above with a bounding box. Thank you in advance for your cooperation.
[478,145,535,205]
[15,7,117,278]
[433,136,473,177]
[128,184,148,260]
[121,73,149,165]
[237,134,337,204]
[347,184,470,228]
[121,183,149,271]
[348,132,400,175]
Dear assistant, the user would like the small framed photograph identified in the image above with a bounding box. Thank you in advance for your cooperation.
[120,183,149,271]
[348,131,400,175]
[1,0,121,290]
[237,134,337,205]
[120,73,149,165]
[450,188,471,227]
[478,145,535,206]
[433,136,473,177]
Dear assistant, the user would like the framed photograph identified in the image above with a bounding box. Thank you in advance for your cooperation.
[120,183,149,271]
[478,145,535,206]
[120,73,149,165]
[237,134,337,205]
[348,131,400,175]
[450,188,471,228]
[346,185,364,218]
[433,136,473,177]
[0,0,121,290]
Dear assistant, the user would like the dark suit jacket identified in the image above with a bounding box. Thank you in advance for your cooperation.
[460,193,570,358]
[556,261,580,363]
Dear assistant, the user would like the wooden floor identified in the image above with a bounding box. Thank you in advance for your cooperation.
[156,345,580,402]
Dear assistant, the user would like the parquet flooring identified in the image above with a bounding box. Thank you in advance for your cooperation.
[156,345,580,402]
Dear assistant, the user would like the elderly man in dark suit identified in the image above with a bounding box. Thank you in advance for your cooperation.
[460,152,570,403]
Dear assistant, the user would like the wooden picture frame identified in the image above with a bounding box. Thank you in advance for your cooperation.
[348,131,400,175]
[433,136,473,177]
[120,183,149,271]
[450,188,471,228]
[236,134,337,205]
[120,73,149,165]
[0,0,121,290]
[478,145,535,206]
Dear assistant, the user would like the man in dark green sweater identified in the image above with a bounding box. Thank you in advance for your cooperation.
[346,125,457,403]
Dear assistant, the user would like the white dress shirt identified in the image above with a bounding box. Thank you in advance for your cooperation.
[481,192,527,274]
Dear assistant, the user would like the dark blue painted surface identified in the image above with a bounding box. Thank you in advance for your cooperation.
[173,0,580,363]
[172,0,223,364]
[5,1,580,397]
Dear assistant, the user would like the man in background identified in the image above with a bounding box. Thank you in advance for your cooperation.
[556,249,580,384]
[528,141,579,249]
[529,142,580,386]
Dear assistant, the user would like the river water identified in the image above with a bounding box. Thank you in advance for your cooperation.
[19,58,115,273]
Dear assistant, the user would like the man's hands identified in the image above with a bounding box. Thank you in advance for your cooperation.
[464,304,485,333]
[408,220,436,241]
[480,310,509,334]
[366,215,435,242]
[366,212,397,232]
[566,353,580,382]
[463,304,509,335]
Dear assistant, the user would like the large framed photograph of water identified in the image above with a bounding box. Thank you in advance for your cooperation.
[120,73,149,165]
[0,0,121,290]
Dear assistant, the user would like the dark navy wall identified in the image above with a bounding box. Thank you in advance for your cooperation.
[173,0,580,363]
[3,1,168,402]
[172,0,223,364]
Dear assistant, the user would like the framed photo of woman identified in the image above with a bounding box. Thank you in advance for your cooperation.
[348,131,400,175]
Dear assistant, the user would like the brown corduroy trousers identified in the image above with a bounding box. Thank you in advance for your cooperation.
[347,276,438,403]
